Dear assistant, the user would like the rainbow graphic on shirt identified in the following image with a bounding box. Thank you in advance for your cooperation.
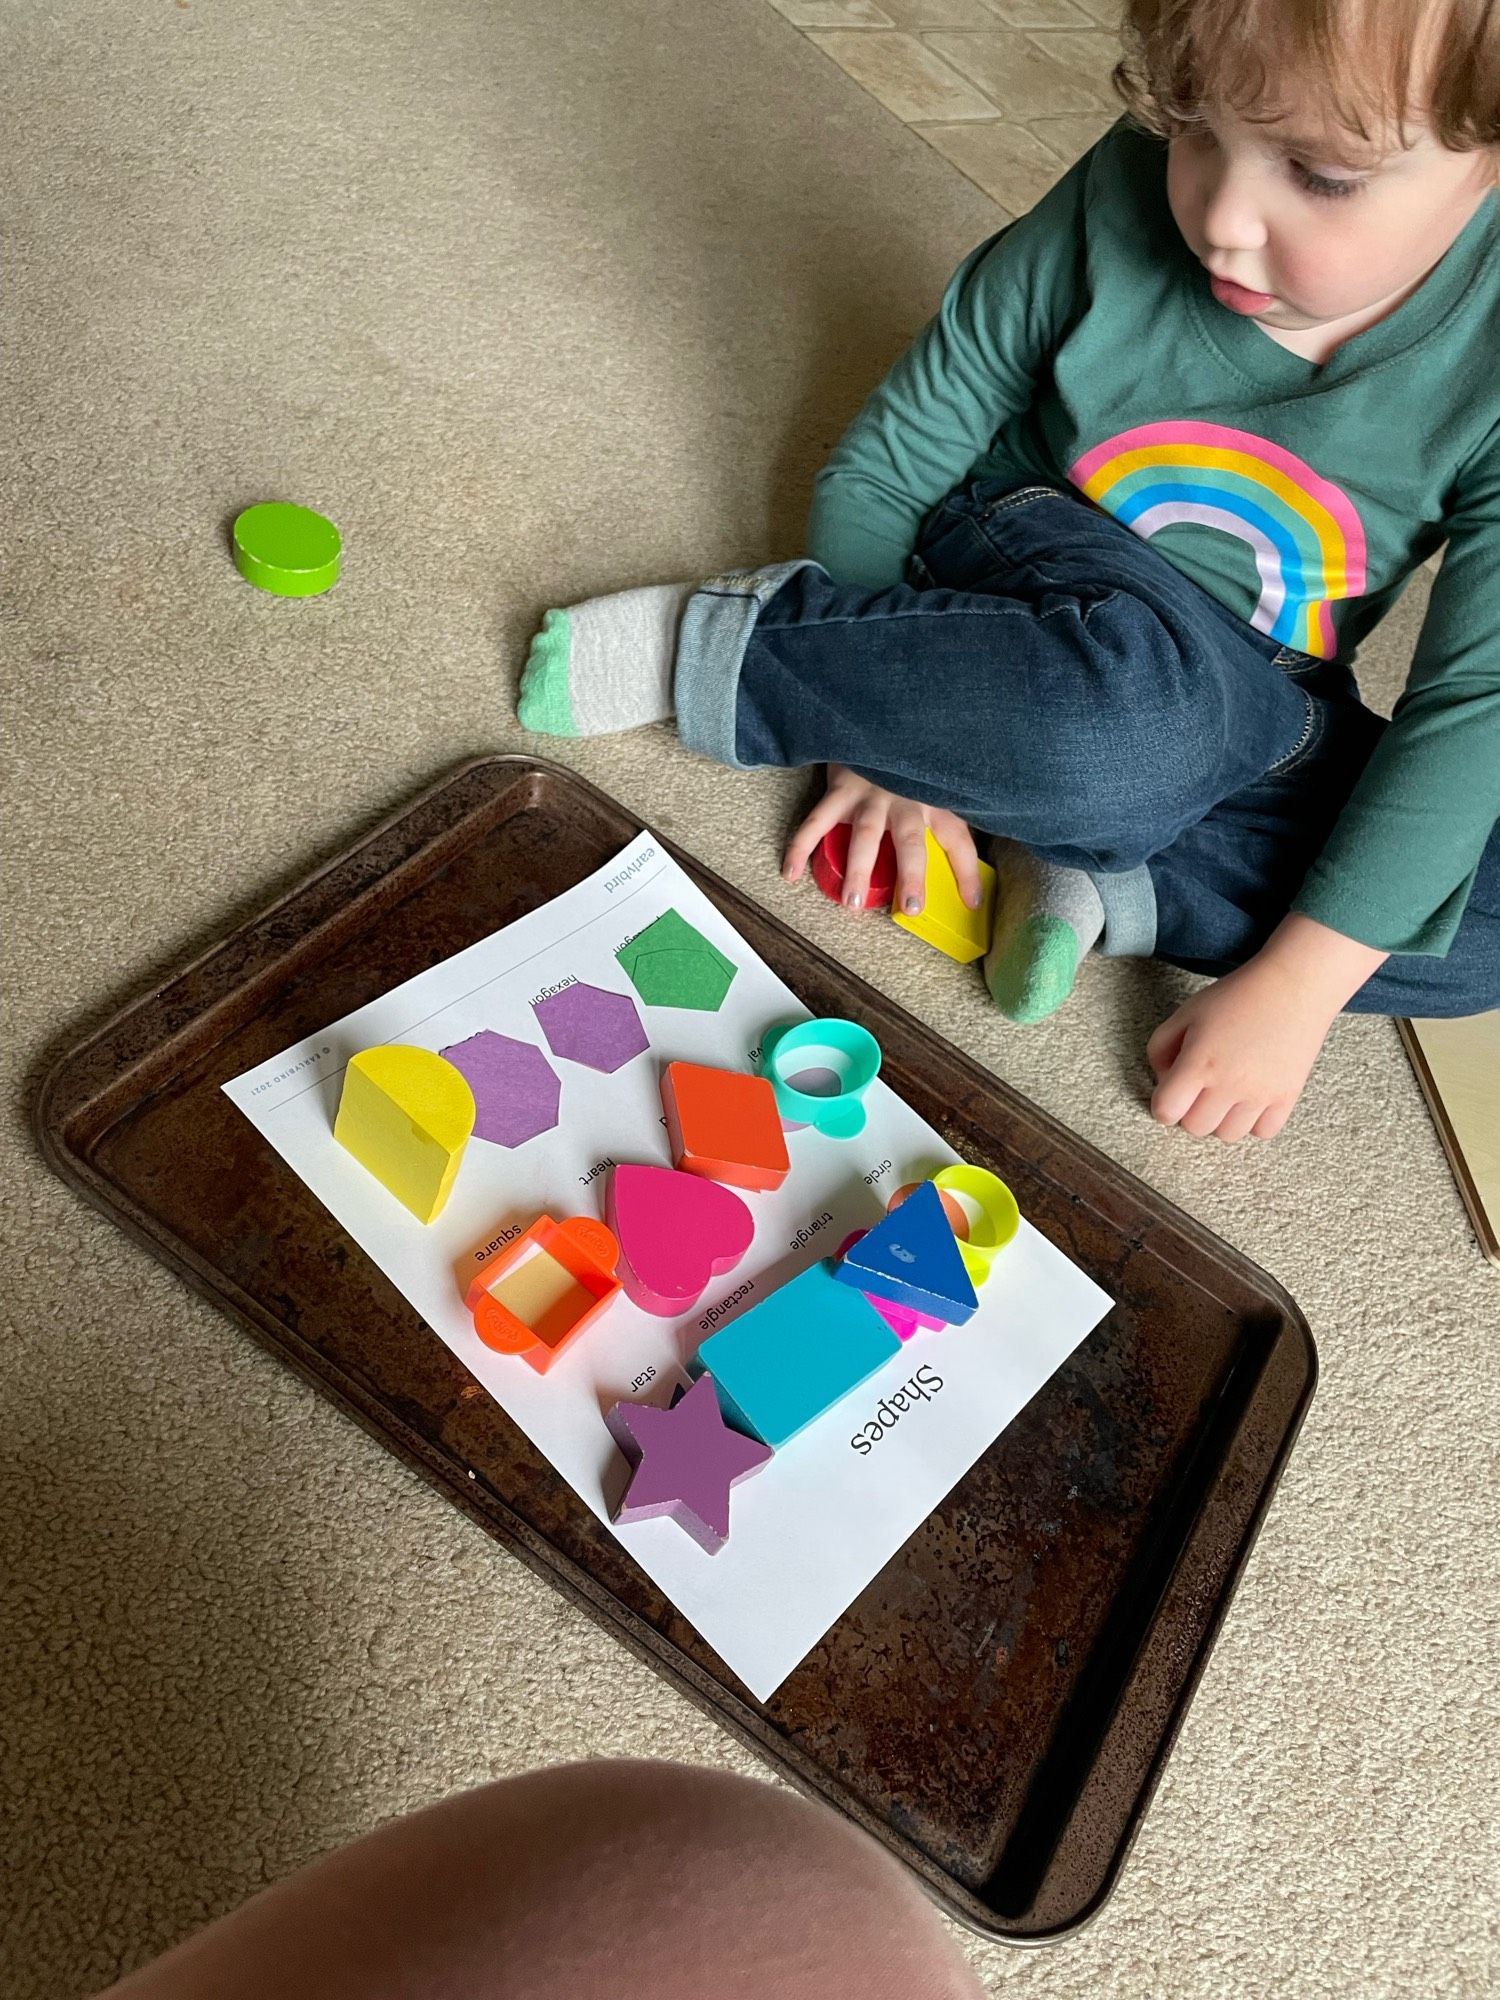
[1069,421,1366,658]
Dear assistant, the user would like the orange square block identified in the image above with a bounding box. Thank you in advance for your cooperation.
[661,1061,790,1192]
[463,1214,621,1372]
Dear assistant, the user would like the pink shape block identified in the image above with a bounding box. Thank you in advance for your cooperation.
[834,1226,945,1343]
[606,1374,773,1554]
[439,1031,560,1148]
[605,1163,755,1317]
[533,982,649,1074]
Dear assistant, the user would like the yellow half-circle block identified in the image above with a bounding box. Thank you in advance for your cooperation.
[334,1046,477,1224]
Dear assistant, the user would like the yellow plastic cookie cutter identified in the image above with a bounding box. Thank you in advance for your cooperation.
[932,1164,1020,1285]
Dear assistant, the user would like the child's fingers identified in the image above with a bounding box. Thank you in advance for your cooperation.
[1251,1099,1293,1141]
[1214,1100,1261,1144]
[1145,1016,1187,1080]
[782,793,849,882]
[842,814,891,911]
[890,820,929,915]
[932,818,984,910]
[1150,1078,1194,1128]
[1180,1086,1236,1138]
[1184,1088,1248,1136]
[1149,1041,1203,1125]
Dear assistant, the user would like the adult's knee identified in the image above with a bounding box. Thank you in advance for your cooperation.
[97,1761,984,2000]
[443,1760,983,2000]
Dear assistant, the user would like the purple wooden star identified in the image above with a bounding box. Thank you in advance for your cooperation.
[605,1373,773,1555]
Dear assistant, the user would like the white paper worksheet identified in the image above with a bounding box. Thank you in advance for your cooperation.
[223,832,1114,1701]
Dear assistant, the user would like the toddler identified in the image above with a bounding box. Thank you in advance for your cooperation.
[518,0,1500,1142]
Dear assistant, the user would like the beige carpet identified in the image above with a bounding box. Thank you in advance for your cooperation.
[3,3,1496,1994]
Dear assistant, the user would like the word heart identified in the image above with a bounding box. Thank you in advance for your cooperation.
[606,1163,755,1317]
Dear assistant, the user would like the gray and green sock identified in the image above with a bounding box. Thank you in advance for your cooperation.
[983,839,1105,1024]
[516,580,695,737]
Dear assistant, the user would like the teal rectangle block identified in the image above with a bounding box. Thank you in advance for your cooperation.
[696,1259,901,1448]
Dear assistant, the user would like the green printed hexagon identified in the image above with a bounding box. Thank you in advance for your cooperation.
[615,909,738,1012]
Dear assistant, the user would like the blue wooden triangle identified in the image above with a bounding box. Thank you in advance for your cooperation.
[834,1179,979,1324]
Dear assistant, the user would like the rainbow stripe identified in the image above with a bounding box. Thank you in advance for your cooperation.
[1070,421,1366,658]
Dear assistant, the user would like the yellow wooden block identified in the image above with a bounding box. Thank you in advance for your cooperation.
[333,1045,476,1223]
[891,828,996,964]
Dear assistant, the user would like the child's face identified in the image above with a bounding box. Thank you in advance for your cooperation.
[1167,96,1496,339]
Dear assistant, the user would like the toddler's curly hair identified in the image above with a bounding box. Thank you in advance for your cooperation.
[1114,0,1500,149]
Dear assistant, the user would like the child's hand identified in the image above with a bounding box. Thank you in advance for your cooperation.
[1145,956,1341,1140]
[782,764,983,916]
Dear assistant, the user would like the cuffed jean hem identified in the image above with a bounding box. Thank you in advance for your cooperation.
[1095,863,1158,958]
[676,559,821,769]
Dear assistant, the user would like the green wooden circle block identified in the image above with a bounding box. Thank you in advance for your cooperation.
[232,502,342,598]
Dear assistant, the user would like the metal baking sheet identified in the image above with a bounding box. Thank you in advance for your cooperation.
[35,754,1316,1941]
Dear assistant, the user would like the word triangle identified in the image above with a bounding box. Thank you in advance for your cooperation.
[833,1178,978,1324]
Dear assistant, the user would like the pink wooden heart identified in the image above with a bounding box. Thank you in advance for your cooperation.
[606,1164,755,1317]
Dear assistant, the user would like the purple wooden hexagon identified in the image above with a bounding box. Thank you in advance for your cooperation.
[532,981,649,1074]
[438,1030,560,1148]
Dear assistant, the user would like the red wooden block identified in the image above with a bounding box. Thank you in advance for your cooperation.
[661,1061,790,1192]
[811,822,898,910]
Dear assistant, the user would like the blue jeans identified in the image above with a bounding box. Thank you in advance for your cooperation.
[674,477,1500,1017]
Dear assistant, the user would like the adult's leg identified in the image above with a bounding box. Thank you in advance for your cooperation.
[94,1760,985,2000]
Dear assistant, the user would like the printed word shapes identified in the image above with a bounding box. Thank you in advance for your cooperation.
[440,1030,561,1148]
[465,1216,621,1372]
[616,909,738,1012]
[697,1261,901,1449]
[892,828,997,965]
[834,1230,945,1345]
[334,1045,475,1224]
[606,1373,773,1555]
[661,1062,790,1192]
[532,982,648,1074]
[606,1164,755,1317]
[835,1178,978,1325]
[758,1019,881,1140]
[811,822,897,911]
[932,1164,1020,1287]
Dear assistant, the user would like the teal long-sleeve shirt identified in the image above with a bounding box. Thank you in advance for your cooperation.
[806,121,1500,958]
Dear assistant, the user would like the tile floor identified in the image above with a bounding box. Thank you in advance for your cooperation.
[766,0,1126,217]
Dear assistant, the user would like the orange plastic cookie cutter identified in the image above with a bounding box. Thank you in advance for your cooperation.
[464,1215,622,1372]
